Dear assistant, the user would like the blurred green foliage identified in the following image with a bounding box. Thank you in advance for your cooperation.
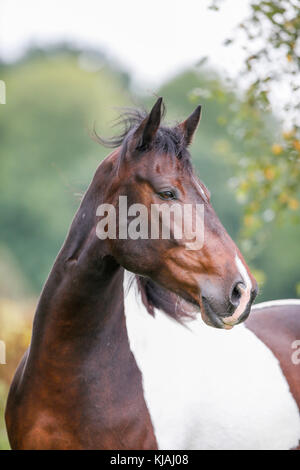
[0,42,299,449]
[0,47,130,293]
[165,68,300,299]
[0,299,34,449]
[208,0,300,264]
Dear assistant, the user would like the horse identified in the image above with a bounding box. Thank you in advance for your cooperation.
[5,98,300,450]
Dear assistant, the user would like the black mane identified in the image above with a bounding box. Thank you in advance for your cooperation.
[93,105,195,321]
[92,105,193,171]
[136,276,196,322]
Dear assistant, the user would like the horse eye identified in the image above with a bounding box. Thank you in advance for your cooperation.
[158,190,176,200]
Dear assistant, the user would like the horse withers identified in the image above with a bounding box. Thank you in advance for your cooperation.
[6,98,300,449]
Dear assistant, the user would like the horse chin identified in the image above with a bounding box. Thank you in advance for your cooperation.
[201,311,234,330]
[199,297,234,330]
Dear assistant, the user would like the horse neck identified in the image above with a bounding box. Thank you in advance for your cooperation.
[29,154,124,355]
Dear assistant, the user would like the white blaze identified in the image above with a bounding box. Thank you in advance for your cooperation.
[222,254,252,326]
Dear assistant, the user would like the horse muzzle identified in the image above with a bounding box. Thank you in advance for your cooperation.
[200,283,258,330]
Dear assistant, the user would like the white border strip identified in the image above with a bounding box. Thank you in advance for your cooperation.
[253,299,300,310]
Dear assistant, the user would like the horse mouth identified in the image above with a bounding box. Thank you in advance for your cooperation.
[199,297,251,330]
[199,298,232,329]
[171,289,251,330]
[176,295,231,329]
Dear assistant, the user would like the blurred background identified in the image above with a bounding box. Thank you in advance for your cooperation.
[0,0,299,449]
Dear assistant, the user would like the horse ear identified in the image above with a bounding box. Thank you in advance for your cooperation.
[178,105,202,146]
[132,97,163,150]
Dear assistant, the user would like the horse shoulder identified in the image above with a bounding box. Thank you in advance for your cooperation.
[5,351,71,449]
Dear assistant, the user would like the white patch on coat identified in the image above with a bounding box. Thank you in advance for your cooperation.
[123,270,300,450]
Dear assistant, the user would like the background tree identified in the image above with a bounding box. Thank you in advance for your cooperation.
[1,39,300,448]
[206,0,300,293]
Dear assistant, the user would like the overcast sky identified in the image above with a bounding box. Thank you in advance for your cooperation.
[0,0,251,87]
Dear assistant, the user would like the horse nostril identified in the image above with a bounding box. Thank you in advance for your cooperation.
[230,282,244,307]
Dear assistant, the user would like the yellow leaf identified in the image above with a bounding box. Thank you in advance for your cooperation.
[271,144,283,155]
[264,167,275,180]
[244,215,261,229]
[249,201,259,211]
[293,140,300,151]
[244,215,254,227]
[239,181,249,191]
[279,192,289,203]
[283,129,296,139]
[288,198,299,210]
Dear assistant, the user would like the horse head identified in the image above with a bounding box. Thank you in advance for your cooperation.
[94,98,258,329]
